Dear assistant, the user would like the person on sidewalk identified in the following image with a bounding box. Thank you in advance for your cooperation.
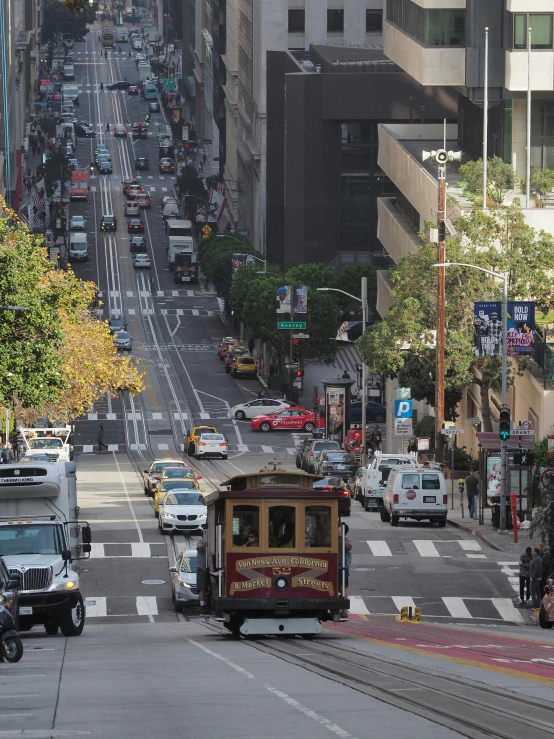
[465,470,479,519]
[368,424,382,454]
[530,547,543,608]
[97,424,108,452]
[517,546,532,606]
[248,336,255,356]
[539,543,551,597]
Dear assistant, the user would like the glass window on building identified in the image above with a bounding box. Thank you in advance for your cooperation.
[327,9,344,33]
[426,9,465,46]
[366,10,383,33]
[513,14,553,50]
[288,9,305,33]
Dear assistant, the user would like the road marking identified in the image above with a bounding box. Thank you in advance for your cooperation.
[199,412,210,419]
[106,413,117,420]
[261,445,273,453]
[466,554,487,559]
[366,540,393,557]
[87,413,98,420]
[113,453,144,543]
[392,596,416,612]
[82,444,94,453]
[131,543,152,558]
[130,444,148,450]
[126,290,134,297]
[413,540,440,558]
[127,412,142,420]
[152,412,163,420]
[287,448,296,455]
[192,309,199,316]
[458,540,482,551]
[158,443,169,450]
[491,598,524,623]
[442,597,473,619]
[84,596,107,618]
[162,187,167,192]
[90,543,105,558]
[136,595,158,617]
[173,412,189,421]
[128,308,136,314]
[349,595,370,615]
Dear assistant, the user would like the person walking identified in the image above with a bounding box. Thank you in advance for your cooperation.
[248,336,255,356]
[196,531,209,612]
[97,424,108,451]
[517,546,532,606]
[465,469,479,519]
[530,547,544,609]
[1,443,14,464]
[341,369,351,379]
[106,122,110,132]
[368,424,382,454]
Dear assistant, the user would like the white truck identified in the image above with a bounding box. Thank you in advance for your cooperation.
[19,426,74,462]
[0,461,91,636]
[167,219,195,272]
[138,63,151,83]
[355,452,418,511]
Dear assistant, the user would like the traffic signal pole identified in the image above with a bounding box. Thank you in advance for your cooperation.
[499,271,509,532]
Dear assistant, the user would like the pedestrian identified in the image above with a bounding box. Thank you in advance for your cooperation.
[338,524,352,617]
[341,369,351,379]
[106,122,110,132]
[1,443,14,464]
[257,390,265,399]
[408,438,418,454]
[517,546,532,606]
[97,424,108,451]
[248,336,255,355]
[196,530,209,612]
[530,547,543,608]
[465,469,478,519]
[539,543,551,597]
[368,424,382,453]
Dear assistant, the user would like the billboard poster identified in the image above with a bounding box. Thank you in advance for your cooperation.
[335,321,361,342]
[231,253,245,276]
[486,456,501,501]
[507,301,535,355]
[293,285,308,314]
[276,286,292,313]
[326,388,346,442]
[474,302,502,356]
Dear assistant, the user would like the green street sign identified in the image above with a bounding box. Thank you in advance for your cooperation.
[162,77,176,91]
[278,321,307,330]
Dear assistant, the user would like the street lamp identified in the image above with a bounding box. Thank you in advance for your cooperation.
[317,277,369,465]
[434,261,509,532]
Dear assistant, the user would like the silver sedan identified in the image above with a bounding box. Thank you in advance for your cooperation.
[133,253,151,268]
[169,549,199,610]
[70,215,86,230]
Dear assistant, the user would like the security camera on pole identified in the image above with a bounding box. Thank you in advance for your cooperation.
[421,148,462,462]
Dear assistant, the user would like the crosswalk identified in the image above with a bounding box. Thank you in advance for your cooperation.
[97,290,209,298]
[82,594,523,623]
[366,539,487,559]
[89,543,168,559]
[96,308,218,318]
[75,442,315,455]
[499,562,519,593]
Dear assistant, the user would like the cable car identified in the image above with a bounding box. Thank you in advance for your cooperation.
[204,466,350,637]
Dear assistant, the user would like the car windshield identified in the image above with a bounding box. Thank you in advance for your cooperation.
[103,216,114,223]
[163,469,193,479]
[166,492,204,505]
[160,480,196,492]
[29,438,63,449]
[194,427,216,435]
[0,524,64,556]
[116,332,130,339]
[152,462,184,473]
[201,434,224,441]
[179,554,197,573]
[324,453,355,463]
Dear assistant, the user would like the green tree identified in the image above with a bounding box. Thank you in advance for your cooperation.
[43,151,71,198]
[521,168,554,208]
[459,156,516,207]
[176,166,209,222]
[41,0,94,44]
[199,233,262,310]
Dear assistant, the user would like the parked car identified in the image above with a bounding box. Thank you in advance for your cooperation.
[313,477,351,517]
[349,400,386,424]
[69,215,86,230]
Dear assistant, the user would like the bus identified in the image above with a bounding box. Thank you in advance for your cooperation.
[143,83,157,100]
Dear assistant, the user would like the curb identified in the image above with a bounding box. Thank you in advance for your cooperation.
[447,518,502,552]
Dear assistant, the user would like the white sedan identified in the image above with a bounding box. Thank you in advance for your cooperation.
[70,215,86,230]
[158,491,207,534]
[133,253,151,268]
[195,432,228,459]
[230,398,291,421]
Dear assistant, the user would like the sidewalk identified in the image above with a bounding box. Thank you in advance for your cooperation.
[447,506,532,555]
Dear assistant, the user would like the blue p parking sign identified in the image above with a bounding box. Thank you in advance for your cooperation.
[394,400,413,419]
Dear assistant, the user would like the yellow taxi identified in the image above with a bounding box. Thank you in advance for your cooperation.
[186,425,217,456]
[230,355,257,378]
[153,477,205,517]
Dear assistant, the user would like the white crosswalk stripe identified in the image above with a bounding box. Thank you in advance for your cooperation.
[366,541,392,557]
[442,597,472,619]
[348,595,370,615]
[365,539,486,559]
[413,540,440,558]
[498,562,519,593]
[89,543,168,559]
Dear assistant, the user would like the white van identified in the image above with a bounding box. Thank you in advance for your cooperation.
[382,467,447,527]
[69,233,88,262]
[63,63,75,80]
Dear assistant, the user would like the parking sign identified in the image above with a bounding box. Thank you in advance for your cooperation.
[394,400,413,419]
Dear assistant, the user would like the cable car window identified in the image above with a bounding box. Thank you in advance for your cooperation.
[304,506,332,548]
[232,505,260,547]
[260,474,300,485]
[269,505,295,548]
[401,473,420,489]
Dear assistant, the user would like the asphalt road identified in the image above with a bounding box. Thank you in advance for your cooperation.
[2,25,549,739]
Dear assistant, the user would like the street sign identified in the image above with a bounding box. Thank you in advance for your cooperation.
[278,321,306,330]
[201,225,212,236]
[395,419,412,436]
[394,400,412,419]
[466,416,480,425]
[441,427,464,435]
[417,438,430,451]
[511,428,536,436]
[162,77,176,91]
[292,333,309,339]
[285,363,299,370]
[182,125,189,141]
[397,387,411,400]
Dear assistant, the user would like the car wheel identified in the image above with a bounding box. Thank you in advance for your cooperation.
[45,622,59,636]
[379,508,391,522]
[187,443,194,456]
[343,509,351,517]
[59,593,85,636]
[260,422,271,432]
[303,422,315,432]
[391,514,399,527]
[235,410,246,420]
[539,605,554,629]
[296,458,301,469]
[374,413,385,423]
[222,455,228,460]
[438,518,446,528]
[155,509,159,519]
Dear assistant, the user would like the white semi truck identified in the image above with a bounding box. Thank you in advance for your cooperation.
[0,462,91,635]
[19,425,74,462]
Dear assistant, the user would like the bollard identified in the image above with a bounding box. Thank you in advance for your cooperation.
[400,606,408,621]
[414,607,422,623]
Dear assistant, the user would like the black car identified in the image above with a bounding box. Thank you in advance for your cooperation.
[148,101,160,113]
[313,477,351,516]
[108,318,127,333]
[107,80,129,90]
[317,452,358,481]
[74,122,95,138]
[128,219,144,233]
[101,214,117,232]
[97,159,113,174]
[135,157,149,170]
[130,236,147,252]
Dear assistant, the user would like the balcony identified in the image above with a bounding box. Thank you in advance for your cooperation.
[507,0,554,11]
[377,197,422,266]
[384,21,466,86]
[505,50,554,91]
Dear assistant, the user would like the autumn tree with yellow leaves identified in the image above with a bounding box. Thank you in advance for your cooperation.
[0,199,143,423]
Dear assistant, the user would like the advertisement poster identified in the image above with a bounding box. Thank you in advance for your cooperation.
[486,456,501,501]
[293,285,308,314]
[507,301,535,355]
[474,302,502,357]
[276,286,292,314]
[326,388,346,442]
[335,321,361,342]
[231,253,244,276]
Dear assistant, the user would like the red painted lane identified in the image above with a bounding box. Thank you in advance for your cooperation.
[325,618,554,682]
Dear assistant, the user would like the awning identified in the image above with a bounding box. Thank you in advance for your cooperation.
[476,432,534,452]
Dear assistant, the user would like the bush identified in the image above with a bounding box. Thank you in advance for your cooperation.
[459,157,516,207]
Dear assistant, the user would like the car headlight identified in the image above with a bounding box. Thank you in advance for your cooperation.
[49,580,77,591]
[176,581,191,590]
[162,512,175,519]
[199,513,207,519]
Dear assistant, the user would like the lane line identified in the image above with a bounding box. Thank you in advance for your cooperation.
[112,451,144,543]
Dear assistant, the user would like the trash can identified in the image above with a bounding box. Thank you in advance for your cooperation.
[490,496,513,529]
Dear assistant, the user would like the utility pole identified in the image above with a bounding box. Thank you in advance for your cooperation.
[483,27,489,211]
[436,162,446,462]
[360,277,368,467]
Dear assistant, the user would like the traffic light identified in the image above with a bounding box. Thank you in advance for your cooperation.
[295,369,304,378]
[499,405,511,441]
[292,338,299,363]
[513,450,534,466]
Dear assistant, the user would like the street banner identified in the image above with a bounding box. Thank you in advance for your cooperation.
[231,253,244,276]
[195,204,207,223]
[335,321,361,342]
[292,285,308,314]
[507,301,535,355]
[473,302,502,356]
[207,188,226,223]
[276,286,292,313]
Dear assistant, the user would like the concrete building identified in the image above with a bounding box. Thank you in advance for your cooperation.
[184,0,385,250]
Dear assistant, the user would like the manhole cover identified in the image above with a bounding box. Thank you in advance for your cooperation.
[141,579,165,585]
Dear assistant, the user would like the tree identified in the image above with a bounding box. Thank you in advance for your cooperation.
[358,204,554,450]
[459,157,516,207]
[43,151,71,198]
[176,166,209,222]
[41,0,94,44]
[521,168,554,208]
[335,264,378,322]
[199,233,262,310]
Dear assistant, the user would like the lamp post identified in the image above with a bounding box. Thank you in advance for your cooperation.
[317,277,368,466]
[434,261,509,532]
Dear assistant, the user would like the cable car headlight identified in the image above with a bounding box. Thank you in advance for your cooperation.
[275,577,289,590]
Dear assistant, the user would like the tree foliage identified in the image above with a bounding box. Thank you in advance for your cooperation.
[0,201,143,422]
[199,233,262,309]
[521,168,554,208]
[333,264,378,322]
[176,166,209,221]
[41,0,94,44]
[459,157,516,207]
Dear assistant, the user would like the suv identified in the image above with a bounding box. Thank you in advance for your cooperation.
[124,201,140,216]
[302,439,341,473]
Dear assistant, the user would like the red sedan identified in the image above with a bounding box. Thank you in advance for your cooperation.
[250,408,324,433]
